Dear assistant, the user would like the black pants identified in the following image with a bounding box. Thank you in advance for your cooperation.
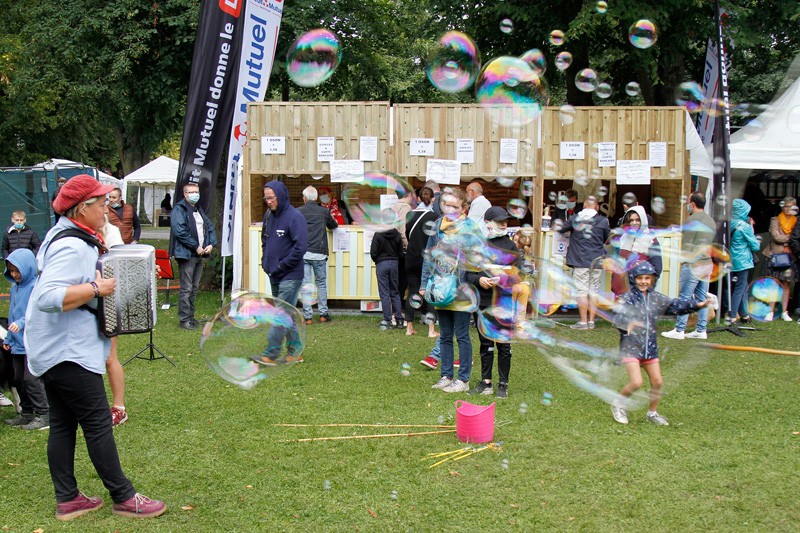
[11,354,48,415]
[404,267,428,323]
[41,362,136,504]
[477,328,512,384]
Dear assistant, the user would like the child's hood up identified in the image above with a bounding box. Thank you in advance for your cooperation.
[4,248,37,285]
[732,198,751,222]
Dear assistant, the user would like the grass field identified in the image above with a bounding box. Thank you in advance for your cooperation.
[1,283,800,531]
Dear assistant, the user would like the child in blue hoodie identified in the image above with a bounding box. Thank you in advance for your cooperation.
[3,248,49,430]
[610,261,709,427]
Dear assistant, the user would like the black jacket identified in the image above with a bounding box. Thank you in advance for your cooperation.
[405,209,437,272]
[297,201,338,255]
[465,234,520,308]
[2,225,41,259]
[370,229,403,264]
[789,219,800,261]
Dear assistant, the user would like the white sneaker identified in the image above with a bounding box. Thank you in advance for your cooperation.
[685,330,707,339]
[611,405,629,424]
[764,312,774,322]
[431,377,453,389]
[646,412,670,426]
[0,393,12,407]
[442,379,469,393]
[781,311,792,322]
[661,329,685,340]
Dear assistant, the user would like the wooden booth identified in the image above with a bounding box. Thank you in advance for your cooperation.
[243,102,691,302]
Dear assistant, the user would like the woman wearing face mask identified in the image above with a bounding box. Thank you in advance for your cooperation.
[609,206,662,298]
[318,187,346,225]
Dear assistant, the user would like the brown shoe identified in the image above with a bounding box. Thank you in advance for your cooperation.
[304,319,313,325]
[319,314,331,323]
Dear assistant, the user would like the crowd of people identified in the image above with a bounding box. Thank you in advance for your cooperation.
[2,173,799,522]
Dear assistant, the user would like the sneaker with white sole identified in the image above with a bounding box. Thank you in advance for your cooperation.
[781,311,792,322]
[469,381,493,396]
[420,356,438,370]
[764,312,774,321]
[685,330,707,339]
[611,405,628,424]
[646,412,670,426]
[20,414,49,431]
[442,379,469,393]
[661,329,685,340]
[431,376,453,389]
[496,383,509,399]
[570,322,589,330]
[0,393,12,407]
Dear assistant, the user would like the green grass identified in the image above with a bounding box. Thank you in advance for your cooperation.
[2,289,800,531]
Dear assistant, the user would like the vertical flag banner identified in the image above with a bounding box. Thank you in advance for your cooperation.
[222,0,284,265]
[697,9,728,146]
[175,0,247,214]
[711,0,732,234]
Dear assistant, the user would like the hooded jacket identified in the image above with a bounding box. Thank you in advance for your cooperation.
[560,208,611,268]
[730,199,760,271]
[370,228,403,264]
[3,248,37,354]
[465,233,521,308]
[261,180,308,282]
[612,261,703,360]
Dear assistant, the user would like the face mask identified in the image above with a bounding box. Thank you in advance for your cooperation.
[13,223,24,230]
[110,202,120,209]
[187,193,200,204]
[320,195,330,204]
[566,201,577,209]
[486,223,507,239]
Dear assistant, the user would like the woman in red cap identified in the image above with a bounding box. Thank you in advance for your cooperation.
[26,175,166,521]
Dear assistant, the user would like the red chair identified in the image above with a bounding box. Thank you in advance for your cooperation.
[155,250,174,309]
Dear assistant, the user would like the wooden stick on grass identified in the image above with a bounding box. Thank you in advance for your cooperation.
[282,429,457,443]
[702,343,800,357]
[274,423,456,428]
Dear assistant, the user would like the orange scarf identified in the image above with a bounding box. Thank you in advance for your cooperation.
[778,211,796,236]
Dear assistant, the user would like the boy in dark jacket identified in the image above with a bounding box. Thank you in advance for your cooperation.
[3,248,49,429]
[465,207,520,398]
[610,261,709,426]
[370,222,404,330]
[2,210,41,259]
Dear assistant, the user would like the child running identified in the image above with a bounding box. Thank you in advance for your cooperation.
[610,261,710,426]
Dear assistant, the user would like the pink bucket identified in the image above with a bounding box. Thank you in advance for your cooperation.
[455,400,495,443]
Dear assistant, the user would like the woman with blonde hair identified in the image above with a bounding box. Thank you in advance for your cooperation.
[763,197,797,321]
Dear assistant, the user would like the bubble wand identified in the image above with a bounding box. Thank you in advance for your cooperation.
[702,343,800,357]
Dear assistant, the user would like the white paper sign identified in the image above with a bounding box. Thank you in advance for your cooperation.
[359,136,378,161]
[317,137,335,162]
[616,160,652,184]
[552,233,570,257]
[260,136,285,155]
[380,194,399,212]
[410,138,434,156]
[560,142,585,160]
[499,138,519,164]
[648,142,668,167]
[332,228,350,252]
[456,138,475,164]
[329,159,365,183]
[363,230,375,254]
[425,159,461,185]
[597,142,616,167]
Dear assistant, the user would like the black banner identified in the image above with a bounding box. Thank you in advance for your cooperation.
[175,0,247,213]
[711,0,731,241]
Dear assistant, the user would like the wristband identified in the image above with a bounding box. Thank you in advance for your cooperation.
[90,281,100,298]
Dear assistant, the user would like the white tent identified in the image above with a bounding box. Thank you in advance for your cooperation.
[34,158,123,188]
[122,156,179,225]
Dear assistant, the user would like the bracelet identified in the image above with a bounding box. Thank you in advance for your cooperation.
[90,281,100,298]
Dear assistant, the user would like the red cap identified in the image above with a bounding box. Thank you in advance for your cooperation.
[52,175,115,215]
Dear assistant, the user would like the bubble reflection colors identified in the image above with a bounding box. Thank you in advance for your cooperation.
[286,29,342,88]
[747,277,783,321]
[520,49,547,75]
[342,171,413,233]
[500,18,514,34]
[675,81,705,113]
[595,1,608,14]
[575,68,599,92]
[427,31,481,93]
[201,292,307,389]
[554,51,573,71]
[628,19,657,49]
[476,56,547,127]
[507,198,528,219]
[549,29,565,46]
[625,81,641,97]
[650,197,666,214]
[559,104,576,125]
[596,82,612,99]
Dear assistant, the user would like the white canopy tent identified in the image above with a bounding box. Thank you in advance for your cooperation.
[122,156,179,225]
[34,158,123,188]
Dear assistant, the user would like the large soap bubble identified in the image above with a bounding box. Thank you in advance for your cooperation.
[426,31,481,93]
[287,29,342,88]
[201,292,307,389]
[342,171,414,233]
[628,19,657,49]
[475,56,547,127]
[747,277,783,321]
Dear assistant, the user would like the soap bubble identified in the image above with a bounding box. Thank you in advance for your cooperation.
[390,490,399,500]
[575,69,598,92]
[675,81,705,113]
[342,171,413,233]
[747,277,783,321]
[742,119,765,142]
[401,363,412,377]
[574,169,589,187]
[541,391,553,406]
[521,181,534,197]
[651,197,666,214]
[500,19,514,34]
[201,292,307,389]
[496,168,517,187]
[518,402,528,414]
[549,29,565,46]
[544,161,557,177]
[554,51,573,71]
[595,1,608,14]
[507,198,528,219]
[556,195,568,210]
[520,48,546,75]
[286,29,342,88]
[598,186,608,198]
[300,282,318,307]
[323,480,331,491]
[596,82,612,99]
[622,192,637,206]
[628,19,657,49]
[500,458,510,469]
[476,56,547,127]
[559,104,576,125]
[423,220,438,236]
[409,293,423,309]
[427,31,481,93]
[548,191,557,202]
[625,81,641,97]
[438,415,446,424]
